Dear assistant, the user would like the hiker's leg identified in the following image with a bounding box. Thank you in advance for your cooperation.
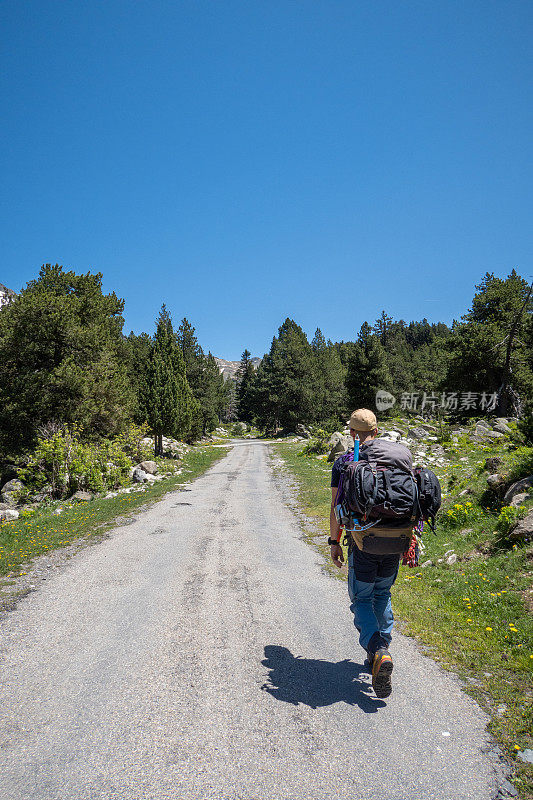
[348,549,381,653]
[372,555,401,648]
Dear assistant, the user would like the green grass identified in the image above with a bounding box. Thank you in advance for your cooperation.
[0,444,227,579]
[274,440,533,799]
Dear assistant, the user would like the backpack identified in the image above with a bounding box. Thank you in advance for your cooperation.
[334,439,441,554]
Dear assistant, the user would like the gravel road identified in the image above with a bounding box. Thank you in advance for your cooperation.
[0,440,503,800]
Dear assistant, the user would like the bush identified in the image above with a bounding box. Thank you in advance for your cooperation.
[517,402,533,445]
[495,505,527,536]
[19,425,134,499]
[507,446,533,483]
[443,501,480,527]
[302,429,330,456]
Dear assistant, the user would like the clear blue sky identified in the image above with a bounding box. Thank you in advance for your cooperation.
[1,1,531,359]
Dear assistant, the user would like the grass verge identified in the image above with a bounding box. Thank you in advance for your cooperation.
[274,441,533,800]
[0,444,227,580]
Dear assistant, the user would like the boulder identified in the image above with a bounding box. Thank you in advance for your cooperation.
[487,474,505,489]
[327,432,352,463]
[139,460,158,475]
[0,478,24,506]
[475,420,491,433]
[132,468,149,483]
[484,456,503,473]
[486,430,504,440]
[493,420,511,434]
[295,424,311,439]
[446,554,457,565]
[0,509,19,523]
[503,476,533,505]
[71,490,93,502]
[379,430,401,442]
[508,509,533,542]
[407,427,427,440]
[509,493,529,508]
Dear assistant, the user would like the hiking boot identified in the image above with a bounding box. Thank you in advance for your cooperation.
[371,648,393,698]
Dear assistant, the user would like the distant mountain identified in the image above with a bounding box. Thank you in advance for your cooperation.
[214,356,261,381]
[0,283,15,308]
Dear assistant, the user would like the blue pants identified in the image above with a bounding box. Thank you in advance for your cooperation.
[347,547,400,656]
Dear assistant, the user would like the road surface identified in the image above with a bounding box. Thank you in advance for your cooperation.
[0,440,502,800]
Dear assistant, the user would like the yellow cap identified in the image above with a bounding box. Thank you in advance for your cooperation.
[348,408,378,432]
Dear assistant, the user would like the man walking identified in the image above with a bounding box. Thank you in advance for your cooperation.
[329,409,412,699]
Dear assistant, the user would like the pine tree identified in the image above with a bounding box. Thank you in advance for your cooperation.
[142,306,193,455]
[0,263,133,453]
[311,329,348,423]
[345,322,393,411]
[236,349,256,422]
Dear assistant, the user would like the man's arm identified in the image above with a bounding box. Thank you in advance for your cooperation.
[329,487,344,568]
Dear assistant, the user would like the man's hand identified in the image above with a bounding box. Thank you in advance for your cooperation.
[330,543,344,568]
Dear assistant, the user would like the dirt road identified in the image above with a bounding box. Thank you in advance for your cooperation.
[0,441,502,799]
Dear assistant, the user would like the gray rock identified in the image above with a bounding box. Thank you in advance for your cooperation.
[508,509,533,542]
[139,460,158,475]
[0,509,19,523]
[503,476,533,505]
[458,528,474,536]
[487,474,505,489]
[379,430,401,442]
[444,549,455,557]
[509,492,529,508]
[420,560,433,568]
[407,427,427,440]
[486,430,505,440]
[496,704,507,716]
[0,478,24,506]
[517,749,533,765]
[71,490,93,502]
[499,778,518,797]
[475,421,491,434]
[493,420,511,434]
[446,554,457,565]
[295,424,311,438]
[327,433,352,463]
[132,468,149,483]
[484,456,503,472]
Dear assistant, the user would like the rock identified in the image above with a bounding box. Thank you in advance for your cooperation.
[407,427,427,440]
[327,433,352,463]
[420,560,433,568]
[499,778,518,797]
[503,476,533,505]
[139,460,158,475]
[496,704,507,715]
[71,490,93,502]
[295,424,311,438]
[484,456,503,472]
[54,508,63,515]
[379,430,401,442]
[508,509,533,542]
[0,478,24,506]
[493,420,511,434]
[487,474,505,489]
[446,554,457,565]
[475,420,491,433]
[509,492,529,508]
[486,430,505,440]
[132,468,149,483]
[444,549,455,557]
[0,509,19,523]
[517,749,533,765]
[458,528,474,536]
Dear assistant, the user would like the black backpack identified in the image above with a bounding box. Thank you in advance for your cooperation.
[334,439,442,544]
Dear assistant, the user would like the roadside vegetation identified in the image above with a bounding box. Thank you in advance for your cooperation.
[0,443,226,586]
[273,417,533,799]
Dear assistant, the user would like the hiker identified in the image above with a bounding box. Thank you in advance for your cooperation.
[329,408,413,699]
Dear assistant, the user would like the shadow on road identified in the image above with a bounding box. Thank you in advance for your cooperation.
[260,645,385,713]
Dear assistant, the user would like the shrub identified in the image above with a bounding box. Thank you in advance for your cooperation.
[19,425,133,499]
[302,429,330,456]
[495,505,527,536]
[443,501,480,527]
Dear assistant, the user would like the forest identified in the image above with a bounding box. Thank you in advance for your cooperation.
[0,263,532,469]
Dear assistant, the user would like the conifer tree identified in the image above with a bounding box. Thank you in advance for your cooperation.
[311,329,348,422]
[345,322,393,411]
[236,349,256,422]
[0,263,133,453]
[142,306,193,455]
